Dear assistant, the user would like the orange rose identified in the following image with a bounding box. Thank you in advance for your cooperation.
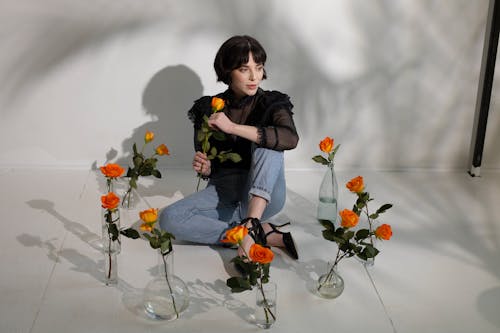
[139,208,159,224]
[99,163,125,178]
[221,225,248,244]
[155,144,170,156]
[101,192,120,210]
[319,136,334,153]
[211,97,225,112]
[140,222,154,232]
[144,131,154,143]
[346,176,364,193]
[339,209,359,228]
[249,243,274,264]
[375,224,392,240]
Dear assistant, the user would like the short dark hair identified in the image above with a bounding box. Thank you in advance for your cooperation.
[214,35,267,84]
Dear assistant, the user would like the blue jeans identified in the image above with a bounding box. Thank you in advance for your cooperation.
[159,147,286,244]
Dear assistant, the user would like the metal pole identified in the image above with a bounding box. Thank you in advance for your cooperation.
[468,0,499,177]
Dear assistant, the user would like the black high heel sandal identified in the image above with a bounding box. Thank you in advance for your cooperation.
[239,217,267,245]
[265,222,299,260]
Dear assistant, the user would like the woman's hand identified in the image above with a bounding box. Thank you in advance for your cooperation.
[192,151,211,176]
[207,112,235,134]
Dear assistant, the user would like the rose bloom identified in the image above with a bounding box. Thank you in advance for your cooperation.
[339,209,359,228]
[100,163,125,178]
[101,192,120,210]
[375,224,393,240]
[319,136,334,153]
[346,176,364,193]
[249,243,274,264]
[211,97,225,112]
[221,226,248,244]
[144,131,154,143]
[155,144,170,156]
[140,222,154,232]
[139,208,159,223]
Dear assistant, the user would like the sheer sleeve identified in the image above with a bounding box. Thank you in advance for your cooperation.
[255,91,299,151]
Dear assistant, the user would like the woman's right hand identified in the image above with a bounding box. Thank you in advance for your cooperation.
[192,151,211,176]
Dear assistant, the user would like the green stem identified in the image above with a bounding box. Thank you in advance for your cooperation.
[329,164,335,203]
[258,268,276,323]
[162,253,179,319]
[195,174,202,192]
[107,235,112,281]
[317,247,348,292]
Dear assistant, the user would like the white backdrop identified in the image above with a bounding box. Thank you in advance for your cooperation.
[0,0,498,171]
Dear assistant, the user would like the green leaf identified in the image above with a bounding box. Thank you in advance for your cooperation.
[130,177,137,189]
[343,230,355,241]
[108,223,119,241]
[120,228,140,239]
[226,277,252,293]
[312,155,329,165]
[376,203,393,214]
[226,153,242,163]
[212,131,226,141]
[152,169,161,178]
[369,213,379,220]
[133,155,144,168]
[355,229,370,240]
[363,244,380,258]
[160,239,172,254]
[202,141,210,153]
[322,229,336,242]
[132,143,138,155]
[197,130,205,142]
[318,219,335,230]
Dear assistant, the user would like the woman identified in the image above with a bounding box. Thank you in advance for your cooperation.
[159,35,299,259]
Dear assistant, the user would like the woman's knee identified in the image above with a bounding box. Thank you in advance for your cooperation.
[159,204,185,234]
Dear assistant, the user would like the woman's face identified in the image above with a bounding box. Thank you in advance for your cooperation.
[230,52,264,98]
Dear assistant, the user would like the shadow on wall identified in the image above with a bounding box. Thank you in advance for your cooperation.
[121,64,203,169]
[99,64,203,196]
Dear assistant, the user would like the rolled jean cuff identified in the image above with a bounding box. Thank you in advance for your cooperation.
[249,186,272,203]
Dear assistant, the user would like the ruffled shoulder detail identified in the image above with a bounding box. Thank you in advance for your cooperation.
[187,96,212,127]
[258,90,294,114]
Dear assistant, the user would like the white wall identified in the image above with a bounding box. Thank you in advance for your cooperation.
[0,0,498,171]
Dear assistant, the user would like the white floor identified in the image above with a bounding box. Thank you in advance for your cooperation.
[1,167,499,333]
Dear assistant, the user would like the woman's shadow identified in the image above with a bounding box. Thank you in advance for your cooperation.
[103,64,203,198]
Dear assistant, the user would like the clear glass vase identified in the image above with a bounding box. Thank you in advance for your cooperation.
[104,252,118,285]
[254,282,277,329]
[101,208,120,285]
[143,251,189,321]
[317,165,338,222]
[101,208,121,254]
[316,263,344,299]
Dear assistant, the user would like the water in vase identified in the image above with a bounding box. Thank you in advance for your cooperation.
[317,197,337,222]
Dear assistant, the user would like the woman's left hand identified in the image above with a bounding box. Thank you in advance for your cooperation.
[207,112,235,134]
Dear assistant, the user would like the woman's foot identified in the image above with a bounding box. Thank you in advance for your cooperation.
[262,222,299,260]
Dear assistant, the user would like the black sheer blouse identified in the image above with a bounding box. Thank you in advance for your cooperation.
[187,88,299,172]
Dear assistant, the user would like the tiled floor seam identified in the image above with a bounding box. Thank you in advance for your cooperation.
[365,266,398,333]
[29,231,69,333]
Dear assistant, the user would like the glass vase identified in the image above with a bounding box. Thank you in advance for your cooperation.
[316,263,344,299]
[104,252,118,285]
[254,282,277,329]
[356,237,378,267]
[317,165,338,222]
[143,250,189,321]
[101,208,121,254]
[101,208,120,285]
